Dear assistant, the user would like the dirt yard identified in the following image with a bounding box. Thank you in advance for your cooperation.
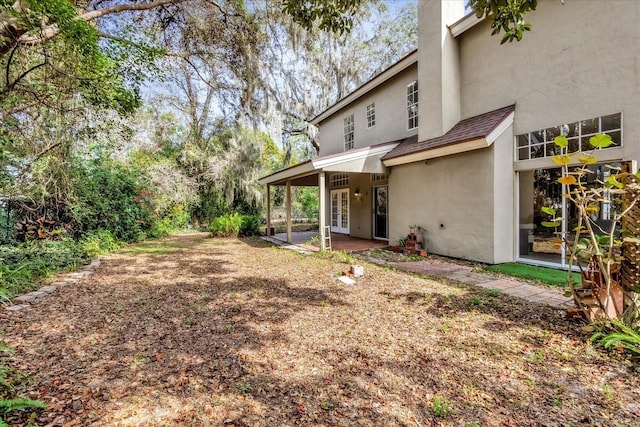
[1,233,638,426]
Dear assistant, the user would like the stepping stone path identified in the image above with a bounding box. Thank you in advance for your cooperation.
[4,259,101,312]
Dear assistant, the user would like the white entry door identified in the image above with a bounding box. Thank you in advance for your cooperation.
[330,189,350,234]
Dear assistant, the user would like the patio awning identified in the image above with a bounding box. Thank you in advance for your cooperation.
[258,140,405,186]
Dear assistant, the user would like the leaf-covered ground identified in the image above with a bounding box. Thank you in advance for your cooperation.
[2,233,639,426]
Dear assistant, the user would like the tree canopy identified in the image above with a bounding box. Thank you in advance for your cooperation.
[0,0,537,243]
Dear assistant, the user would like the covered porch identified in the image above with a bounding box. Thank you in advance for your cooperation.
[259,141,405,250]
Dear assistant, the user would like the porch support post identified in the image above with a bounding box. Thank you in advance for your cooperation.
[266,184,271,236]
[319,171,326,250]
[286,180,292,243]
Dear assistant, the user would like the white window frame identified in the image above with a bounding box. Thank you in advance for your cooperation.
[344,114,354,151]
[370,173,388,182]
[406,81,418,130]
[330,173,349,188]
[515,112,622,161]
[366,103,376,128]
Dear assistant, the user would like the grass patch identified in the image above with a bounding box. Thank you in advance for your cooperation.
[119,240,181,255]
[484,263,580,287]
[119,246,176,255]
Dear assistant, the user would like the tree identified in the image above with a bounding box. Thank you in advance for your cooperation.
[468,0,538,44]
[280,0,363,34]
[259,1,417,158]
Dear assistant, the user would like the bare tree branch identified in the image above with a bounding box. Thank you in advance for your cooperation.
[0,0,194,59]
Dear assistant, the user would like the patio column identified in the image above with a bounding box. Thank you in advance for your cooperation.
[318,171,326,250]
[266,184,271,236]
[286,180,292,243]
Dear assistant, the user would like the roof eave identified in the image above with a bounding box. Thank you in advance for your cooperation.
[382,138,490,166]
[258,161,314,185]
[382,110,514,166]
[449,11,485,37]
[258,142,400,185]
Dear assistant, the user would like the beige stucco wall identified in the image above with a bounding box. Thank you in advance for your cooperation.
[418,0,465,141]
[458,1,640,161]
[349,174,374,239]
[388,147,497,263]
[320,172,380,240]
[492,126,516,263]
[318,66,418,158]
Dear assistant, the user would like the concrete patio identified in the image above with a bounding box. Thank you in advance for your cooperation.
[269,231,388,252]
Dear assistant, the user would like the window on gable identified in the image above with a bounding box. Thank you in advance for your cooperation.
[344,114,354,151]
[366,103,376,128]
[515,112,622,161]
[407,81,418,130]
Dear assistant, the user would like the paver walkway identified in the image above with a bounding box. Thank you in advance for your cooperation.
[263,236,573,310]
[379,258,573,310]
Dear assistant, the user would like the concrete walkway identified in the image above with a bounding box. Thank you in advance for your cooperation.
[263,236,573,310]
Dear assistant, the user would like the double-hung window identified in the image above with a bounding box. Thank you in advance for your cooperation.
[366,103,376,128]
[344,114,354,150]
[407,81,418,130]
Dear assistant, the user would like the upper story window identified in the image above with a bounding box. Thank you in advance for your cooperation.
[344,114,354,151]
[330,173,349,187]
[407,81,418,130]
[370,173,388,182]
[366,103,376,128]
[515,113,622,161]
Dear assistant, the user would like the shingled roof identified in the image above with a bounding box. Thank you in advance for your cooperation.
[382,105,515,162]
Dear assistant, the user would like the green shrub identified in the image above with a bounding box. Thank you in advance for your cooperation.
[148,218,173,239]
[72,160,152,242]
[298,187,319,219]
[240,215,259,236]
[1,228,127,298]
[79,230,121,258]
[0,239,89,297]
[168,204,190,229]
[209,213,243,237]
[0,234,121,297]
[591,320,640,357]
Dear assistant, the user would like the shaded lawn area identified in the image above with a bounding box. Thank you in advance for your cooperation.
[1,233,638,426]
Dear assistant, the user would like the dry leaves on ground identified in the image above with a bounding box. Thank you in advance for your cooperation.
[1,233,639,426]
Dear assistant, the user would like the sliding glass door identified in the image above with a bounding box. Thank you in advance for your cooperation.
[517,163,620,267]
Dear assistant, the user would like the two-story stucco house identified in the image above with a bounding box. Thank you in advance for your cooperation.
[259,0,640,267]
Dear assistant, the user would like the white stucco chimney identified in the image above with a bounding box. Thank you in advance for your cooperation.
[418,0,466,141]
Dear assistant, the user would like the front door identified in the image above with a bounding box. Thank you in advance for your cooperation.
[373,186,388,240]
[330,189,349,234]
